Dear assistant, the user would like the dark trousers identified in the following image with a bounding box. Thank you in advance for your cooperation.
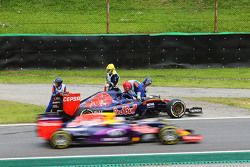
[45,96,53,112]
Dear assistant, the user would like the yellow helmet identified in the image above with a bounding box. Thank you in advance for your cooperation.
[106,64,115,73]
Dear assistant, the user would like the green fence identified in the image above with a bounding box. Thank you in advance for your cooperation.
[0,0,249,34]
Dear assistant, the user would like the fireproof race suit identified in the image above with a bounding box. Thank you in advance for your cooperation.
[105,72,120,91]
[127,80,147,100]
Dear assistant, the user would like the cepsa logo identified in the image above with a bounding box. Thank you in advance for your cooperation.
[63,96,81,102]
[113,104,137,115]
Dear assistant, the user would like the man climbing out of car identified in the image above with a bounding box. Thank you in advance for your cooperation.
[104,63,120,91]
[122,81,137,100]
[45,77,67,112]
[123,77,152,101]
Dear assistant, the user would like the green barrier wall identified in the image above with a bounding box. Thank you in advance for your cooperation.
[1,151,250,167]
[0,32,249,69]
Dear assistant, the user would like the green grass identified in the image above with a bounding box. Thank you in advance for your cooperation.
[0,0,249,33]
[1,93,250,124]
[191,97,250,110]
[0,100,45,124]
[2,68,250,88]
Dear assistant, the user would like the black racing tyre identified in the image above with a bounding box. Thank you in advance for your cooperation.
[75,108,93,116]
[159,126,179,145]
[50,131,72,149]
[166,99,186,118]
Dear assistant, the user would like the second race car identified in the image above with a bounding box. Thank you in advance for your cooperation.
[37,113,203,149]
[52,90,202,120]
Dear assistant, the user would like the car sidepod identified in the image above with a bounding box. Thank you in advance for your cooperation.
[64,123,133,145]
[90,124,133,144]
[130,123,160,143]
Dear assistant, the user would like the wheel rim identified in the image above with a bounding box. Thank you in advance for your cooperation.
[159,126,179,145]
[164,129,178,141]
[172,102,184,117]
[54,134,68,146]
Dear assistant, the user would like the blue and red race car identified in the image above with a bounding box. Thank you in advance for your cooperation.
[53,91,202,120]
[37,113,203,149]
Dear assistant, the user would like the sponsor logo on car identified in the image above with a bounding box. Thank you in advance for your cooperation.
[63,96,81,102]
[93,110,103,113]
[113,104,137,115]
[189,107,202,113]
[146,103,155,108]
[107,129,126,137]
[101,137,129,142]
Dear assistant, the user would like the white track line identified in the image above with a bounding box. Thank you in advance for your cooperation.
[1,150,250,161]
[1,116,250,127]
[171,116,250,121]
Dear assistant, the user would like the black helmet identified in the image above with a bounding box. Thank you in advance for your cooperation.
[143,77,152,86]
[54,77,63,86]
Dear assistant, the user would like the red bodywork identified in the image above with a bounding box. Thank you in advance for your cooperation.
[83,92,113,108]
[67,114,107,127]
[37,93,80,140]
[37,117,63,140]
[63,93,81,116]
[132,125,159,133]
[182,135,203,143]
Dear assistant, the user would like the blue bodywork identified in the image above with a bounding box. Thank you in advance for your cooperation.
[77,91,164,117]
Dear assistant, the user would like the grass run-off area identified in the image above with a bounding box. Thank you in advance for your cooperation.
[1,68,250,88]
[191,97,250,111]
[0,100,45,124]
[0,0,249,33]
[1,97,250,124]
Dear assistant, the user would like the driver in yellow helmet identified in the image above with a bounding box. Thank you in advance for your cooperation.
[104,64,120,91]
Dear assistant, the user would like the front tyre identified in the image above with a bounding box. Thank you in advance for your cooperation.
[166,99,186,118]
[50,131,72,149]
[159,126,179,145]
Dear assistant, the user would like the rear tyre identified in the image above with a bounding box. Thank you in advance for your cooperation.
[50,131,72,149]
[166,99,186,118]
[159,126,179,145]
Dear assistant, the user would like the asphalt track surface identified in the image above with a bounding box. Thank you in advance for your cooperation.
[0,84,250,159]
[1,118,250,158]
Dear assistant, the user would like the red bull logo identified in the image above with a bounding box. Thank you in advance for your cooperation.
[113,104,137,115]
